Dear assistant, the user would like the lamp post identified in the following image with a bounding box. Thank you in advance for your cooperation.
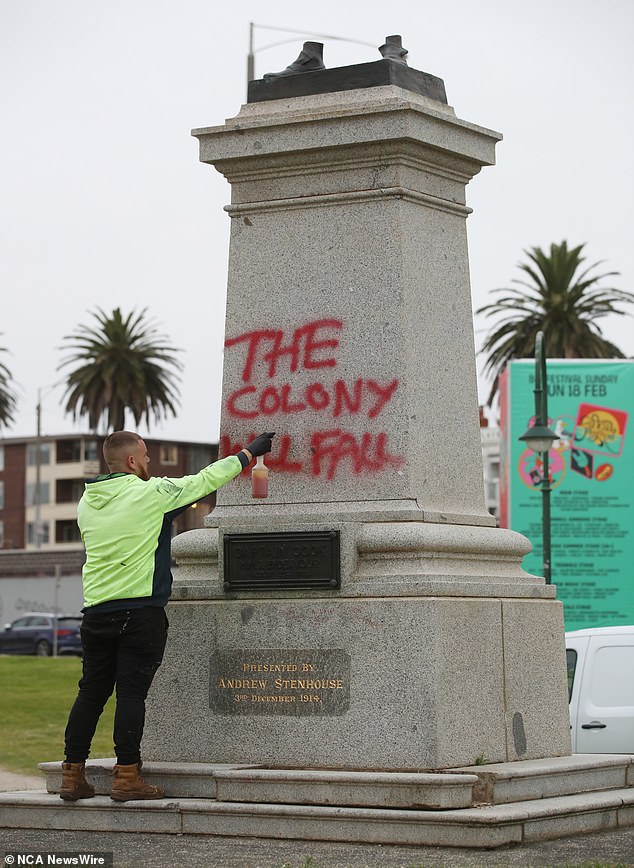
[34,388,43,549]
[247,22,375,92]
[33,383,58,549]
[518,332,557,584]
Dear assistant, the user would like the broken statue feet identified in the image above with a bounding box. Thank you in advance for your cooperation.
[263,42,325,81]
[261,34,409,82]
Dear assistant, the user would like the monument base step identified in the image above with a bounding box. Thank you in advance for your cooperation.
[0,755,631,849]
[1,788,634,849]
[453,753,634,805]
[38,759,480,810]
[37,753,634,808]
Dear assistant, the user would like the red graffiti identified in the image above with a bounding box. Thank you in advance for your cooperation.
[226,377,399,420]
[310,430,404,480]
[270,434,304,473]
[222,318,402,481]
[220,431,404,479]
[225,319,343,382]
[220,434,302,474]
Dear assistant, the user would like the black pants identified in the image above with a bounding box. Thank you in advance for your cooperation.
[64,606,168,765]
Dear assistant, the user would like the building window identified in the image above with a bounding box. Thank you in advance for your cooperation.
[0,520,3,547]
[56,439,82,463]
[84,440,99,462]
[27,443,51,466]
[56,479,86,504]
[26,481,49,506]
[27,521,50,545]
[187,445,214,473]
[160,445,178,465]
[0,480,3,510]
[0,445,4,471]
[55,520,82,543]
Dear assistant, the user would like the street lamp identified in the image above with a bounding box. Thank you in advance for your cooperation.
[518,331,558,584]
[247,22,375,91]
[33,383,59,549]
[34,387,45,549]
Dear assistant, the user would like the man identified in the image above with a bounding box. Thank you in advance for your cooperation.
[60,430,274,803]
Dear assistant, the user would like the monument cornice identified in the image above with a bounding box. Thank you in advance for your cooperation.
[193,86,502,179]
[224,187,472,219]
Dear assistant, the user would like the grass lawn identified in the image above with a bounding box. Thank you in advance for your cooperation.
[0,656,115,776]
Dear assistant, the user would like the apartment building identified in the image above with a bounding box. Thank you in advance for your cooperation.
[0,434,218,551]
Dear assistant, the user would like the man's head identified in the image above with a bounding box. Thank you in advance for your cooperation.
[103,431,150,480]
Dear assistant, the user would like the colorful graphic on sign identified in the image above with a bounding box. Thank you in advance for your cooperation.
[573,403,628,457]
[500,361,634,630]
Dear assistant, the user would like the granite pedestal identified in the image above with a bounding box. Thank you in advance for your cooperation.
[143,62,571,771]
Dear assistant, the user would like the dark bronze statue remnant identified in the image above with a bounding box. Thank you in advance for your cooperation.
[263,42,325,82]
[379,35,408,64]
[248,33,447,106]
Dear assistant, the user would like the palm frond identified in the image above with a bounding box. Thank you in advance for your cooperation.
[58,307,183,433]
[475,242,634,404]
[0,339,17,429]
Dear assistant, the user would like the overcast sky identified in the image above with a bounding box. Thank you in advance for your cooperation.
[1,0,632,443]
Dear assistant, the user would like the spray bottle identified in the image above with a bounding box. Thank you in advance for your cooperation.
[251,454,269,498]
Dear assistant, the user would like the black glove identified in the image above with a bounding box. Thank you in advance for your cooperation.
[246,432,275,457]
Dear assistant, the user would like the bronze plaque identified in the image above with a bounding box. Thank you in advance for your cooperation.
[223,530,340,592]
[209,648,350,716]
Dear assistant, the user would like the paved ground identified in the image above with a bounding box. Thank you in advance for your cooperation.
[0,769,43,792]
[2,826,634,868]
[1,770,633,867]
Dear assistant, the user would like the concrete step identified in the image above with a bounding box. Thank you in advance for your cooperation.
[210,767,479,810]
[5,755,630,849]
[454,753,634,805]
[39,760,259,801]
[1,787,634,849]
[38,754,634,809]
[38,760,479,810]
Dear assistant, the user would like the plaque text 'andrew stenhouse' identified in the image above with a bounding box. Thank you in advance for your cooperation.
[210,649,350,716]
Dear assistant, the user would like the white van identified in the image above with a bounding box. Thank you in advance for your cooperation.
[566,625,634,753]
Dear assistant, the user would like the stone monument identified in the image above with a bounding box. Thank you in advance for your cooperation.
[3,38,632,853]
[144,39,572,772]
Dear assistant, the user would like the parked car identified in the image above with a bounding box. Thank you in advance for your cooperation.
[566,625,634,753]
[0,612,83,656]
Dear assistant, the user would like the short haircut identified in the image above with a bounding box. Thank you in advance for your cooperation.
[103,430,142,469]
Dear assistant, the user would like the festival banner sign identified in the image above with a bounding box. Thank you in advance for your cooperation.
[500,360,634,630]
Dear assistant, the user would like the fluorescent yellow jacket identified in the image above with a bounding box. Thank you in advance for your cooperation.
[78,455,243,611]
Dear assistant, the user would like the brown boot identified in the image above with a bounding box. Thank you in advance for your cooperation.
[110,762,164,802]
[59,761,96,801]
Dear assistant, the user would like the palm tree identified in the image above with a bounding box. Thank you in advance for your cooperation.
[0,340,17,430]
[59,307,183,432]
[477,241,634,404]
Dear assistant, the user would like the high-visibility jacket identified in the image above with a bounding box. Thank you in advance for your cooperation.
[77,456,243,612]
